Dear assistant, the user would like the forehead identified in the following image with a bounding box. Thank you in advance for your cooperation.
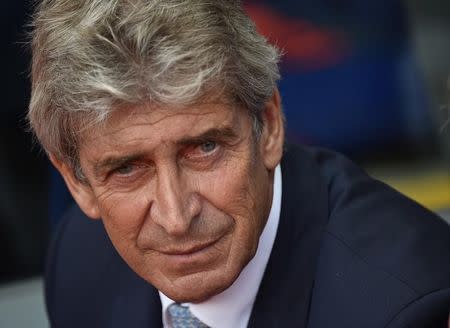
[79,101,248,156]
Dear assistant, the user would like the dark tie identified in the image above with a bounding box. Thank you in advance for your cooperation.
[168,303,210,328]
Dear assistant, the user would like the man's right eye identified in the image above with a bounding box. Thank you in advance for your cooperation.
[107,163,152,187]
[114,164,136,176]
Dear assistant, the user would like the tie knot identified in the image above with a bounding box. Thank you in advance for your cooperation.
[168,303,209,328]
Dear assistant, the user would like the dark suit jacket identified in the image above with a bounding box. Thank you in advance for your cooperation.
[45,145,450,327]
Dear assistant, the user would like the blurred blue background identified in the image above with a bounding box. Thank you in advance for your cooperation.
[245,0,433,153]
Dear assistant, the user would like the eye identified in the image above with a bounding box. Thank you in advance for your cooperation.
[114,164,135,175]
[199,141,217,153]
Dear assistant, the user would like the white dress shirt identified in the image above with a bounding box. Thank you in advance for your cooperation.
[159,165,282,328]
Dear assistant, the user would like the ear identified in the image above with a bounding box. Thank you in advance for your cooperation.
[49,154,101,219]
[259,88,285,170]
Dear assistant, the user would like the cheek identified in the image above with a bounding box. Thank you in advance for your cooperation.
[197,159,255,212]
[196,156,267,241]
[96,187,151,243]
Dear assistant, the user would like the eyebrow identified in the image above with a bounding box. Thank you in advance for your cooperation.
[92,126,239,178]
[177,127,238,146]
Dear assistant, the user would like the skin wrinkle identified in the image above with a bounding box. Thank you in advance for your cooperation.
[91,126,239,180]
[85,106,245,182]
[84,107,230,153]
[70,96,253,180]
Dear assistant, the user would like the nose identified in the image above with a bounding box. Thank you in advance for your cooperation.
[150,164,201,236]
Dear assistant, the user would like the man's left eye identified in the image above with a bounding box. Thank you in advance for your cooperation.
[199,141,217,153]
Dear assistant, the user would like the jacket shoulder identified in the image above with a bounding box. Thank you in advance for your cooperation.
[45,205,130,326]
[45,204,162,327]
[293,146,450,327]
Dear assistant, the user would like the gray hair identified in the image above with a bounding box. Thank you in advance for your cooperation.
[28,0,281,173]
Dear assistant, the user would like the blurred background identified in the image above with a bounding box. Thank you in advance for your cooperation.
[0,0,449,327]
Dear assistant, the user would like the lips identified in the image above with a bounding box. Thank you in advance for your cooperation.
[157,236,226,272]
[159,238,219,256]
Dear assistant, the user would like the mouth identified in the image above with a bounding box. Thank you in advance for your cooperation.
[160,238,219,256]
[156,234,228,270]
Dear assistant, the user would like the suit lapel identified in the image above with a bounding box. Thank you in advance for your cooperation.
[109,274,162,327]
[248,145,329,328]
[106,246,162,327]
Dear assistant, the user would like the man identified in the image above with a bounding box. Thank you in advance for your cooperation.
[28,0,450,327]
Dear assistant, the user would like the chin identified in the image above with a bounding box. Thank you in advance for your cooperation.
[156,267,241,303]
[168,287,222,304]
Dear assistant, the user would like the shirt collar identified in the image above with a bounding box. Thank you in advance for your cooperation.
[159,165,282,328]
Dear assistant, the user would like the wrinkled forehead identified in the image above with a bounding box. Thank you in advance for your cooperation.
[78,98,244,147]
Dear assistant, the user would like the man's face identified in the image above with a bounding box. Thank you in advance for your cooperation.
[55,93,284,302]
